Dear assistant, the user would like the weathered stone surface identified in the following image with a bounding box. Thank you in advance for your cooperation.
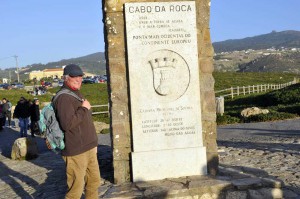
[109,74,126,92]
[110,104,129,122]
[112,147,131,160]
[226,191,247,199]
[200,73,215,91]
[248,188,283,199]
[111,128,130,148]
[108,59,126,74]
[105,12,124,36]
[241,107,269,117]
[202,121,217,140]
[113,160,131,184]
[201,91,216,113]
[11,138,38,160]
[199,58,214,74]
[231,178,262,190]
[94,121,110,134]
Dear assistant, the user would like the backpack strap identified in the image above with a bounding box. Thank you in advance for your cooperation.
[52,88,84,104]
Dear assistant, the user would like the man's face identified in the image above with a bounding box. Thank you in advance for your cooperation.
[66,76,83,90]
[2,100,6,103]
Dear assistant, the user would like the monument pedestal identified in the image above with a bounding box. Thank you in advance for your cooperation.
[132,147,207,182]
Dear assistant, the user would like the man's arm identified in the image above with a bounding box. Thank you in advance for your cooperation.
[55,94,90,132]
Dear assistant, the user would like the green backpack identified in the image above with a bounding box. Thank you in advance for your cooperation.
[39,89,83,151]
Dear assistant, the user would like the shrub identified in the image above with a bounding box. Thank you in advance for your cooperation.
[216,114,240,125]
[263,83,300,105]
[276,104,300,115]
[100,128,110,134]
[244,111,297,123]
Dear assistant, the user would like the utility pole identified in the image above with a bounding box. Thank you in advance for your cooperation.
[9,71,11,83]
[13,55,19,82]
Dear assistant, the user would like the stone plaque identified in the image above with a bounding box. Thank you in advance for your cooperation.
[125,1,207,181]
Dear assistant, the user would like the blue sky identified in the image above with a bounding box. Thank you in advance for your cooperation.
[1,0,300,69]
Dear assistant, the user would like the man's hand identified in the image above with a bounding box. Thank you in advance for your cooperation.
[45,139,52,150]
[82,99,91,110]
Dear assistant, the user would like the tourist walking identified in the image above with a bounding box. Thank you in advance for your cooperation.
[13,97,30,137]
[29,98,40,137]
[2,98,12,127]
[53,64,101,198]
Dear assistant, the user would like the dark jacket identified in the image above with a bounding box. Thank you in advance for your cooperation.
[30,104,40,122]
[0,105,4,118]
[54,85,98,156]
[2,102,10,115]
[13,100,30,119]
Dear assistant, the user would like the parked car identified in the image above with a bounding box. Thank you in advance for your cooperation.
[44,82,52,87]
[58,80,64,87]
[11,83,24,89]
[0,83,10,89]
[82,78,95,84]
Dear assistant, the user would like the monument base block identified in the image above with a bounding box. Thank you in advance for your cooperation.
[132,147,207,182]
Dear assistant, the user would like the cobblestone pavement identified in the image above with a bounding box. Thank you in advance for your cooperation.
[1,118,300,198]
[0,126,113,199]
[218,118,300,196]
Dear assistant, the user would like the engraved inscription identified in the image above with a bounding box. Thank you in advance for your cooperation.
[139,106,196,137]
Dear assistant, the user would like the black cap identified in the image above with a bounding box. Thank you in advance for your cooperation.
[63,64,84,77]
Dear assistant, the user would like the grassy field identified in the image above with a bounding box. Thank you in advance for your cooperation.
[213,72,298,91]
[217,83,300,125]
[1,83,110,123]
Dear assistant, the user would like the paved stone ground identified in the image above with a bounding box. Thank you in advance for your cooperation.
[0,126,113,199]
[1,118,300,198]
[218,118,300,196]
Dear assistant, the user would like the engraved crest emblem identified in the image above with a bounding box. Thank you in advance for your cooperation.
[149,58,177,96]
[147,50,190,102]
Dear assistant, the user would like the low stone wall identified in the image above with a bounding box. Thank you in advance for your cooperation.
[99,169,288,199]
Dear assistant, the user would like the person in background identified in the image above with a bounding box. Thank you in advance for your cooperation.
[2,98,12,127]
[29,98,40,138]
[0,101,4,131]
[13,97,30,137]
[54,64,101,198]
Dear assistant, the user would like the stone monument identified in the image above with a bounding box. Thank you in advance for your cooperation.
[103,0,217,184]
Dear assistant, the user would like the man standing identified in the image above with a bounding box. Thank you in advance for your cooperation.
[2,98,12,127]
[53,64,101,199]
[13,97,30,137]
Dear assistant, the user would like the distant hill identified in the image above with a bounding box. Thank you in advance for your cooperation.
[213,30,300,53]
[29,52,106,75]
[0,52,106,82]
[238,51,300,73]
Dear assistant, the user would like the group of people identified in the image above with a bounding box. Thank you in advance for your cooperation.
[0,97,40,137]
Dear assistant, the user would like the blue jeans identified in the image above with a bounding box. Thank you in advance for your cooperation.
[19,118,29,137]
